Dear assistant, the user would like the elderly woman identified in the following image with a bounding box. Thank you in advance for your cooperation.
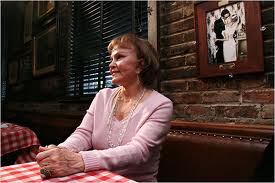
[36,34,173,182]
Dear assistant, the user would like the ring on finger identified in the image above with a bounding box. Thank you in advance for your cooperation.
[40,168,52,178]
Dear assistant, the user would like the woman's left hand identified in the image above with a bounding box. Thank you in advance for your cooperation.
[36,146,85,178]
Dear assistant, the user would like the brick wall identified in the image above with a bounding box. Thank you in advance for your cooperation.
[159,1,274,124]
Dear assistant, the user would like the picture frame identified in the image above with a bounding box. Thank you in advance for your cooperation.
[33,24,56,76]
[24,1,33,43]
[19,49,33,82]
[8,61,19,85]
[195,1,263,78]
[38,1,55,19]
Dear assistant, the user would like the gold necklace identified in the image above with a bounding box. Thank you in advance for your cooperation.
[107,87,146,148]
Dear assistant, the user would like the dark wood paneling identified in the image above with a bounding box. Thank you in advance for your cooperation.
[6,112,83,146]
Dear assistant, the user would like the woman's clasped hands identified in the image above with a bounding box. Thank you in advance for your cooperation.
[36,145,84,179]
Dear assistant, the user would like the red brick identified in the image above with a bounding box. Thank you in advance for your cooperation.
[160,9,183,25]
[166,92,201,104]
[160,18,194,36]
[161,33,184,47]
[173,104,185,117]
[161,42,196,57]
[215,105,259,118]
[160,80,188,92]
[161,53,196,69]
[243,89,274,104]
[261,104,274,119]
[161,56,185,69]
[239,76,266,89]
[182,30,195,43]
[202,91,240,104]
[173,104,214,119]
[163,66,197,80]
[161,31,195,47]
[161,79,213,92]
[186,79,208,91]
[184,105,214,117]
[185,53,197,65]
[182,2,194,17]
[187,78,238,91]
[159,1,184,15]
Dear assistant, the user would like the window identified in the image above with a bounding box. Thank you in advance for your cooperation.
[67,1,148,96]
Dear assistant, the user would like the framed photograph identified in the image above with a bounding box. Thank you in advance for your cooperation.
[33,24,56,76]
[8,61,19,85]
[19,49,33,81]
[38,1,55,19]
[24,1,33,43]
[195,1,263,78]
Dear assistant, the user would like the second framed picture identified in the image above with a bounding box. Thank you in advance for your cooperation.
[33,24,57,76]
[195,1,263,78]
[8,60,19,85]
[19,49,33,82]
[24,1,33,43]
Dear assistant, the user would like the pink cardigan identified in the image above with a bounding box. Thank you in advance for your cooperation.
[58,88,173,182]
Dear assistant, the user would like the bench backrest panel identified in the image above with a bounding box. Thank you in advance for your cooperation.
[157,121,273,182]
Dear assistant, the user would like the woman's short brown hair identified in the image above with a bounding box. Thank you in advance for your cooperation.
[108,34,159,89]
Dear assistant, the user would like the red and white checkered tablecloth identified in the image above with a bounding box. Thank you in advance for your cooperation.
[1,122,40,163]
[0,162,135,182]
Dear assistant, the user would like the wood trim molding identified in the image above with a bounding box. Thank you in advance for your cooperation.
[148,1,157,51]
[171,120,274,139]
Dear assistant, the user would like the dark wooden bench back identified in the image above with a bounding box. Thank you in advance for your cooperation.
[157,121,273,182]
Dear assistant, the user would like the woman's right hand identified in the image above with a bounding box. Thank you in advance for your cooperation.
[47,144,58,149]
[36,146,85,178]
[39,144,68,152]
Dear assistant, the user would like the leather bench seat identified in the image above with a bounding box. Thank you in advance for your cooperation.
[157,121,273,182]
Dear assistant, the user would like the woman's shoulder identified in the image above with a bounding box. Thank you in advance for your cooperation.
[97,87,119,98]
[141,90,173,116]
[150,90,173,105]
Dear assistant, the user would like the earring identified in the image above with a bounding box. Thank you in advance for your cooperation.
[136,75,141,86]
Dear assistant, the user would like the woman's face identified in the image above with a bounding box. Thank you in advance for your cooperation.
[224,15,232,25]
[109,44,142,87]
